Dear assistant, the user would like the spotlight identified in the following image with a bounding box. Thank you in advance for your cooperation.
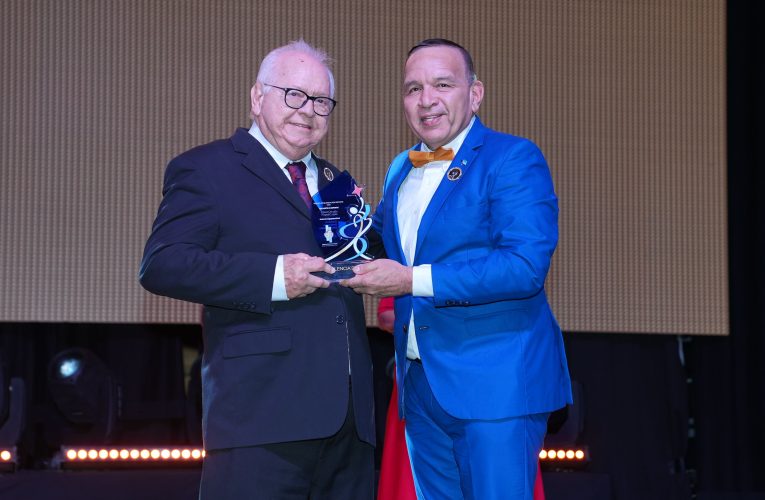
[48,348,119,442]
[0,447,18,472]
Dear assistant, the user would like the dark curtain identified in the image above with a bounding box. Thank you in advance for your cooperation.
[559,333,690,500]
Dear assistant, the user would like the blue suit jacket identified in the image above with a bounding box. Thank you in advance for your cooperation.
[140,129,375,450]
[374,118,572,420]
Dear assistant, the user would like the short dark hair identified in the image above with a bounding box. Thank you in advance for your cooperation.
[407,38,476,82]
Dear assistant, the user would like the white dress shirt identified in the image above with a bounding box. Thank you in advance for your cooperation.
[399,117,475,359]
[248,123,317,302]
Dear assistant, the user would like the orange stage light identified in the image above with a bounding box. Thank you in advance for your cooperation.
[57,446,205,470]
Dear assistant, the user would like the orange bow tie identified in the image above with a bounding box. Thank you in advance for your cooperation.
[408,147,455,167]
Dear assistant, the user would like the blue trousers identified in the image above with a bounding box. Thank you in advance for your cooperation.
[403,361,548,500]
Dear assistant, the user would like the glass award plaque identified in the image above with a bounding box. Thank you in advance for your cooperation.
[311,171,374,281]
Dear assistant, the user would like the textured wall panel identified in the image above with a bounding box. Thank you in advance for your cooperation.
[0,0,726,334]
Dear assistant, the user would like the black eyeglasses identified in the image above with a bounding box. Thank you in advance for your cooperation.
[263,83,337,116]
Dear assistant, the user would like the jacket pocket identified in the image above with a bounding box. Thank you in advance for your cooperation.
[223,327,292,358]
[464,307,530,335]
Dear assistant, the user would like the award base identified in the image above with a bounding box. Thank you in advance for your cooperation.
[313,259,372,282]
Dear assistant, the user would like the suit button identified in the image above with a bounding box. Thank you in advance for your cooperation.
[336,315,345,324]
[418,325,429,330]
[403,325,408,333]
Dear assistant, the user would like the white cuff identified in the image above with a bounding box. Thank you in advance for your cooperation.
[271,255,289,301]
[412,264,434,297]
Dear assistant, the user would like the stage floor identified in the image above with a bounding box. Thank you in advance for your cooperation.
[0,469,612,500]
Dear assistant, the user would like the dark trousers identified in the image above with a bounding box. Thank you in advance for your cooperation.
[199,395,374,500]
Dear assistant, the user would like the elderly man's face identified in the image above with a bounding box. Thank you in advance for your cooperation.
[251,51,332,160]
[402,46,483,150]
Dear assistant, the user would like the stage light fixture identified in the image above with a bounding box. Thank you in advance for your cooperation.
[55,446,205,470]
[47,348,119,442]
[542,381,587,470]
[0,447,18,472]
[539,447,589,465]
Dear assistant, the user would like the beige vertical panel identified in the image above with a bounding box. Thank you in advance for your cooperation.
[1,0,726,334]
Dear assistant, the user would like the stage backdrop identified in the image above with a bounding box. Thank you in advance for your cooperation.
[1,0,726,335]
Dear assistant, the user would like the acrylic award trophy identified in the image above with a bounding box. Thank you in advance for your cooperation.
[311,171,374,281]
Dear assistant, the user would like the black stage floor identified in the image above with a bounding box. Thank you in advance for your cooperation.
[0,469,612,500]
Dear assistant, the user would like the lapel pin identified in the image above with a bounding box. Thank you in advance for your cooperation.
[323,167,334,181]
[447,167,463,181]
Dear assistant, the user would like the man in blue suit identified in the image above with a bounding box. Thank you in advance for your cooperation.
[344,39,572,499]
[139,40,375,499]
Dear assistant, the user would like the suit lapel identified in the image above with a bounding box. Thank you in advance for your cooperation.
[232,129,311,220]
[314,154,337,192]
[389,154,415,265]
[413,119,486,263]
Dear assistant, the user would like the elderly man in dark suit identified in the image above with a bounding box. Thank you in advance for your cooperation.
[139,39,375,499]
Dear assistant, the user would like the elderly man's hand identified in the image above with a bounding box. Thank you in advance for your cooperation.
[340,259,413,297]
[283,253,333,299]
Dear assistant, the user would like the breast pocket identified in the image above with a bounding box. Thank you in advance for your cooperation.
[434,200,491,251]
[440,198,489,215]
[223,327,292,358]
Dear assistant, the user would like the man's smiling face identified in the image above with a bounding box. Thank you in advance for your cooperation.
[402,45,484,150]
[251,50,332,160]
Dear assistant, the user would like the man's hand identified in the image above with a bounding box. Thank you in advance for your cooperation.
[284,253,333,299]
[340,259,412,297]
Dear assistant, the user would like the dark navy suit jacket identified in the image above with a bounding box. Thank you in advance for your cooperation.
[140,128,375,450]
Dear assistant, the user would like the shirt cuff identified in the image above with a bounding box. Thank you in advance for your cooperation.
[412,264,434,297]
[271,255,289,301]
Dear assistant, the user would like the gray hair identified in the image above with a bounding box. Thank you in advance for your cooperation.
[256,39,335,97]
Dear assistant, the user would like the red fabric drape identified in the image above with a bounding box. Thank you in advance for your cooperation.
[377,379,418,500]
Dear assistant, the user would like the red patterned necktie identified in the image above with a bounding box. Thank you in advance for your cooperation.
[286,161,313,210]
[408,147,455,167]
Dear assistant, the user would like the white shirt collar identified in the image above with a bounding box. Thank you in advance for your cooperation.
[248,122,313,168]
